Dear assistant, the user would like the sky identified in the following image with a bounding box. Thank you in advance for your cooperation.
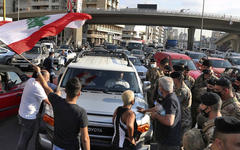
[119,0,240,40]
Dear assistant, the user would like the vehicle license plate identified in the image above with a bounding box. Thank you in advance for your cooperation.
[20,64,28,67]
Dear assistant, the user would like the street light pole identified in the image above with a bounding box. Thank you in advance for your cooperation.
[17,0,19,21]
[199,0,205,51]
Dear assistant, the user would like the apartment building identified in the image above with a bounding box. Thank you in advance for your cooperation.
[83,0,123,46]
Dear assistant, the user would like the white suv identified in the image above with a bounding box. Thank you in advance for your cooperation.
[37,51,152,150]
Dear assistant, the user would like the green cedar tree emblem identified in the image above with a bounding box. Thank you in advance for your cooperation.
[27,16,50,29]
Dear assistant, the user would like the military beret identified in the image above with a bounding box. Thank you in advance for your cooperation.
[173,65,185,72]
[170,71,182,79]
[215,77,232,88]
[201,92,221,106]
[160,57,169,65]
[164,65,172,71]
[215,116,240,134]
[150,58,155,62]
[202,59,211,67]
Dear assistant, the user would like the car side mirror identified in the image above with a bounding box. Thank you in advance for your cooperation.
[143,81,151,91]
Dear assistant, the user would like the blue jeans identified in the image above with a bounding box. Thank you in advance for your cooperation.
[53,144,65,150]
[16,115,38,150]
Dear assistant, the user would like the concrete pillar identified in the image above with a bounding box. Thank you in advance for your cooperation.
[187,27,195,51]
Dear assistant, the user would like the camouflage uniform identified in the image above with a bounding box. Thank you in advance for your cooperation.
[202,119,215,145]
[221,96,240,120]
[184,75,195,90]
[175,82,192,137]
[146,68,162,108]
[191,73,218,127]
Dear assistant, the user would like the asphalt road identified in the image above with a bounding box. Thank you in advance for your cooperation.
[0,115,35,150]
[0,115,111,150]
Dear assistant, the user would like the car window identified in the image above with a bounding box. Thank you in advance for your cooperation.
[230,58,240,65]
[129,57,142,66]
[7,72,22,84]
[61,68,140,93]
[0,49,7,53]
[210,60,232,68]
[172,59,197,70]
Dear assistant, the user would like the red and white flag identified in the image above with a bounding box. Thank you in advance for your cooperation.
[0,13,92,54]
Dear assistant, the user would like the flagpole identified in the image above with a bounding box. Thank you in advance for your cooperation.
[3,0,6,21]
[18,54,35,66]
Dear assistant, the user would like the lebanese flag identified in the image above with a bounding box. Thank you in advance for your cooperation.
[0,21,11,26]
[0,13,92,54]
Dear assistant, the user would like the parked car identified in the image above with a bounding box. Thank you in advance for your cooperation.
[36,51,152,149]
[207,57,232,77]
[185,51,207,63]
[11,44,48,69]
[226,56,240,67]
[0,46,15,64]
[154,52,201,79]
[128,56,148,80]
[0,65,29,120]
[131,49,145,62]
[105,44,117,51]
[115,49,131,56]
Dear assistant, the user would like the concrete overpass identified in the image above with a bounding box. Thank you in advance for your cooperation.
[3,8,240,50]
[215,33,240,52]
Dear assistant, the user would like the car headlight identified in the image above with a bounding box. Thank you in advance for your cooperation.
[12,57,16,62]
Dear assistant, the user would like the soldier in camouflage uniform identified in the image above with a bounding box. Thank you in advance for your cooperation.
[151,58,169,104]
[215,77,240,120]
[191,59,218,127]
[204,116,240,150]
[170,71,192,140]
[183,66,195,90]
[199,92,222,145]
[146,59,162,108]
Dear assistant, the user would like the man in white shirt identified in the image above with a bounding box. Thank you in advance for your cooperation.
[16,71,51,150]
[105,72,130,89]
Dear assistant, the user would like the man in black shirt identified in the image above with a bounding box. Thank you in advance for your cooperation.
[33,65,90,150]
[150,76,181,150]
[43,52,57,83]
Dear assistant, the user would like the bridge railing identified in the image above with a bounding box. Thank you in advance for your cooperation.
[82,8,240,22]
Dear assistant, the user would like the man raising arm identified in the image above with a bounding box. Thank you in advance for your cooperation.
[33,65,90,150]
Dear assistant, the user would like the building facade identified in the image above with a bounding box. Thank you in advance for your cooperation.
[83,0,123,46]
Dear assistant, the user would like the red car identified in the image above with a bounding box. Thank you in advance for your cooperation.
[0,65,29,120]
[154,52,201,79]
[207,57,232,77]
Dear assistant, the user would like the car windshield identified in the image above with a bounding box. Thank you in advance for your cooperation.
[60,45,70,49]
[25,46,41,54]
[209,59,232,68]
[129,57,142,66]
[172,59,197,70]
[45,45,51,48]
[230,58,240,65]
[132,50,143,55]
[189,53,206,59]
[61,68,141,93]
[107,45,117,50]
[123,50,131,55]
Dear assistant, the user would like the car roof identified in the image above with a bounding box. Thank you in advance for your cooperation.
[0,64,25,75]
[128,55,137,59]
[69,56,135,72]
[208,57,225,60]
[160,52,191,60]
